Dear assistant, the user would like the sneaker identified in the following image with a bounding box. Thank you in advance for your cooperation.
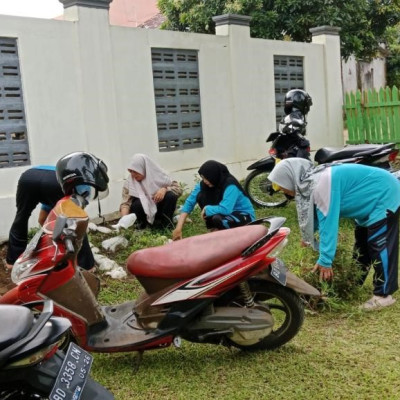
[361,295,396,310]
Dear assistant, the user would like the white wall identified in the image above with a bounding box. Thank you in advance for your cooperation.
[342,55,386,94]
[0,7,344,242]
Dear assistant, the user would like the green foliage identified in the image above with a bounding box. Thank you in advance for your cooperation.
[386,24,400,87]
[158,0,400,60]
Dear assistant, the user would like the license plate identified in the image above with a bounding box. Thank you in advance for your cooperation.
[49,343,93,400]
[270,259,287,286]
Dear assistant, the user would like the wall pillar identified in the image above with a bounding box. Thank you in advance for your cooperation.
[212,14,262,166]
[310,25,344,146]
[56,0,121,190]
[213,14,251,37]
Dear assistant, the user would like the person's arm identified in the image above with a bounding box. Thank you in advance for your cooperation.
[204,185,239,216]
[315,191,341,268]
[120,185,132,216]
[38,203,51,226]
[38,209,49,226]
[171,184,201,240]
[153,187,168,203]
[153,181,183,203]
[168,181,183,197]
[172,212,189,241]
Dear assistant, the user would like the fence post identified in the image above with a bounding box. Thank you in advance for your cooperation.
[310,26,344,147]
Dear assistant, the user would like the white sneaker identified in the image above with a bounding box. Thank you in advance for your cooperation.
[361,295,396,310]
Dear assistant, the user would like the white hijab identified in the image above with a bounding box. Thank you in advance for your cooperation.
[125,154,172,224]
[268,158,328,249]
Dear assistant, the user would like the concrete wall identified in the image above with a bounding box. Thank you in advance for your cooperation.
[342,55,386,94]
[0,5,344,241]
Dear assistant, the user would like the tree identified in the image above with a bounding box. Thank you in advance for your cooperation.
[158,0,400,61]
[386,23,400,87]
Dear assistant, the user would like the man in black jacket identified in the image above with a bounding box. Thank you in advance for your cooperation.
[6,166,94,270]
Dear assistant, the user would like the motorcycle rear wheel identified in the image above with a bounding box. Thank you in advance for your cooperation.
[219,280,304,351]
[244,169,288,208]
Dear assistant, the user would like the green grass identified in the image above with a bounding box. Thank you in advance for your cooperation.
[88,202,400,400]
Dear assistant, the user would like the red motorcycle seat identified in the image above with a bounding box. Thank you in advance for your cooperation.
[127,225,268,279]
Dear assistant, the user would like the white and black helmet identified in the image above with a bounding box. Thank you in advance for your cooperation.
[56,151,109,199]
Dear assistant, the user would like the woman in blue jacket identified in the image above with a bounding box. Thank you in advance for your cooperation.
[172,160,255,240]
[268,158,400,310]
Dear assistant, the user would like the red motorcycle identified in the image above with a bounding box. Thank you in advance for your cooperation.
[1,195,320,357]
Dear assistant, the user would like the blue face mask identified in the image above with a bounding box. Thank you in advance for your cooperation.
[75,184,92,198]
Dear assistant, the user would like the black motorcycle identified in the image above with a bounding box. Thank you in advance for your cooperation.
[244,118,398,208]
[0,300,114,400]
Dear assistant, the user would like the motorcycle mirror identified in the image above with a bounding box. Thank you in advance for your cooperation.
[53,215,68,241]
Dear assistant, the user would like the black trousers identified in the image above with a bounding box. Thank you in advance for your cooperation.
[354,207,400,296]
[7,168,94,270]
[204,211,253,230]
[129,191,178,229]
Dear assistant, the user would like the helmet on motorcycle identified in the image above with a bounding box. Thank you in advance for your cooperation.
[284,89,313,115]
[56,152,109,199]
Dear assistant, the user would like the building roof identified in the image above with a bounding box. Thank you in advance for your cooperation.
[109,0,160,28]
[138,12,165,29]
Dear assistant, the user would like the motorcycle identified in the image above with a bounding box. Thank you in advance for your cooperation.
[0,194,320,360]
[244,116,399,208]
[0,300,114,399]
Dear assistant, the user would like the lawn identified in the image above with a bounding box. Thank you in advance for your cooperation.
[88,201,400,400]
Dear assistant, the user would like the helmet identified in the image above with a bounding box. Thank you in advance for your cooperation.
[284,89,313,115]
[56,152,109,199]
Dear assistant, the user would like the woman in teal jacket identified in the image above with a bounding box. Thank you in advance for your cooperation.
[172,160,255,240]
[268,158,400,310]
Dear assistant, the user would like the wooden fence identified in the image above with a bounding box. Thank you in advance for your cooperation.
[344,86,400,145]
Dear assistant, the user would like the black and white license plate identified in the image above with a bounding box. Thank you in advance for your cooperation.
[49,343,93,400]
[270,259,287,286]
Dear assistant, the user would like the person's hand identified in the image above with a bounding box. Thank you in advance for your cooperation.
[300,240,310,247]
[201,207,207,220]
[153,187,167,203]
[172,228,182,241]
[312,263,333,281]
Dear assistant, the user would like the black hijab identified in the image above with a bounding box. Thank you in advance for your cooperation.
[197,160,247,208]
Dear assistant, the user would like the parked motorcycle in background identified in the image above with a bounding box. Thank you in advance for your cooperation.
[245,89,399,208]
[0,300,114,400]
[244,89,312,207]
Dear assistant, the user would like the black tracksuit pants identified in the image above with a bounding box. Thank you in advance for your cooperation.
[129,191,178,229]
[354,207,400,296]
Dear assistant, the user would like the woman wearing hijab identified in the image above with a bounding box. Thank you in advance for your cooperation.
[120,154,182,229]
[268,158,400,310]
[172,160,255,240]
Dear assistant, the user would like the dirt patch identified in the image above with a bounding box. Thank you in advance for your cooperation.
[0,243,15,295]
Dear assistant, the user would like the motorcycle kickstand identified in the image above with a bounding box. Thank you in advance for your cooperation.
[133,350,144,372]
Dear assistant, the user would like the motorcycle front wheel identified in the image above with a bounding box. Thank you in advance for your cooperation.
[218,280,304,351]
[244,169,288,208]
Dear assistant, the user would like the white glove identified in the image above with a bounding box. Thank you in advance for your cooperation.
[111,213,137,230]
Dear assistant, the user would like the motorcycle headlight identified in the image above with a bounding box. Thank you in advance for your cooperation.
[11,257,40,284]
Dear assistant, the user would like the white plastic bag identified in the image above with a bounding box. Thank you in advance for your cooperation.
[105,266,127,279]
[101,236,129,252]
[111,213,137,231]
